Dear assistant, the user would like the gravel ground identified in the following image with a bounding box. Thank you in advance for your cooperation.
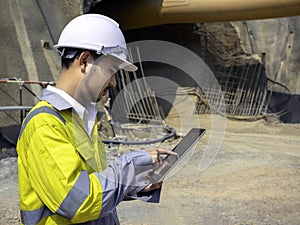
[1,115,299,225]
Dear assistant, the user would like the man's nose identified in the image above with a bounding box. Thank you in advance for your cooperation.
[109,74,117,88]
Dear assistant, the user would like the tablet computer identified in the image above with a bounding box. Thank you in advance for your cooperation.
[146,128,206,183]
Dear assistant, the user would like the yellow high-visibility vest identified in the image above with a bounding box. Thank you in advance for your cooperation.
[17,100,107,224]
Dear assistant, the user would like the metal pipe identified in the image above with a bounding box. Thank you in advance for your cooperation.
[19,84,24,122]
[249,63,262,116]
[0,106,32,111]
[256,65,266,116]
[132,71,151,119]
[136,48,155,117]
[0,78,55,86]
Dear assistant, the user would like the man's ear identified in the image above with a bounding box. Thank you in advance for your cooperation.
[79,51,92,73]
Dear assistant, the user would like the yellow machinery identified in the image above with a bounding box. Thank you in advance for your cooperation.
[97,0,300,30]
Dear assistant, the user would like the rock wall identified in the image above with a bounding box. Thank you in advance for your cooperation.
[0,0,82,127]
[233,17,300,94]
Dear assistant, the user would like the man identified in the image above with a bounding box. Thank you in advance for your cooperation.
[17,14,176,225]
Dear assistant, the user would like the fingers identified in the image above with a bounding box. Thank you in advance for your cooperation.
[147,148,178,164]
[142,180,163,192]
[156,148,178,156]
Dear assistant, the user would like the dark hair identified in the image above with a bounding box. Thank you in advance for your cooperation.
[59,48,101,69]
[60,50,81,69]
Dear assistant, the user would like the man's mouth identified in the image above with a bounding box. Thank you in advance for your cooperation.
[102,87,109,96]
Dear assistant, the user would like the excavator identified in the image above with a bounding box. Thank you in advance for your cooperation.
[87,0,300,30]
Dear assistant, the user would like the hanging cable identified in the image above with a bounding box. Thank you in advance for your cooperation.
[102,126,176,145]
[35,0,56,44]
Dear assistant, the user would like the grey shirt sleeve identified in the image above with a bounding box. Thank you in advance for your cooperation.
[93,150,160,218]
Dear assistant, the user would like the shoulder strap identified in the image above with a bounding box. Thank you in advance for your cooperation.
[18,106,66,139]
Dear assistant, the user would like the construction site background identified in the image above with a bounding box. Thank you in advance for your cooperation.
[1,0,300,130]
[0,1,300,224]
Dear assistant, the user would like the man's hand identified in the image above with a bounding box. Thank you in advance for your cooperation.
[142,181,163,192]
[146,148,177,164]
[141,148,178,193]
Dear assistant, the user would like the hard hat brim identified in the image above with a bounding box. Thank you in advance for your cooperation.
[108,54,138,72]
[55,46,138,72]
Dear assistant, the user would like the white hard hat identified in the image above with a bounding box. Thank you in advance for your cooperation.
[54,14,137,72]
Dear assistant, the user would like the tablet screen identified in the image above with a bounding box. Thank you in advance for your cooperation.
[147,128,206,183]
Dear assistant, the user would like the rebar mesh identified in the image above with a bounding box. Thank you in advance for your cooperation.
[110,68,164,125]
[194,23,269,118]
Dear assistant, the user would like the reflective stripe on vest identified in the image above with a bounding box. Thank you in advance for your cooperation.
[20,170,90,224]
[18,106,66,139]
[20,205,53,225]
[56,170,90,219]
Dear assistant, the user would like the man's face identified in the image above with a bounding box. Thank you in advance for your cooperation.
[75,54,119,106]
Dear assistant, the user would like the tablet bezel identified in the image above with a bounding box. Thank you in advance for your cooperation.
[146,128,206,183]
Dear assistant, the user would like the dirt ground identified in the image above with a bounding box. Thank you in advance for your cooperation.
[1,115,299,225]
